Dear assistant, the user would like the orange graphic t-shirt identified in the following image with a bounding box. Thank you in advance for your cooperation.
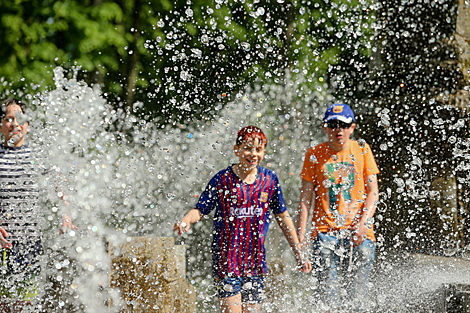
[300,140,379,241]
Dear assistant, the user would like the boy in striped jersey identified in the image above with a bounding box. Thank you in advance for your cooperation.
[175,125,311,313]
[0,98,77,310]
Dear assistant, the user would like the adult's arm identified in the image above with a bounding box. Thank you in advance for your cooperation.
[173,208,203,235]
[353,174,379,246]
[296,179,315,244]
[0,226,12,249]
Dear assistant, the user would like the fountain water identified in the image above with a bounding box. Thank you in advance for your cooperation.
[1,0,470,312]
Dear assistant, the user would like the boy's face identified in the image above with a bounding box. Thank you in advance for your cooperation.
[1,104,28,147]
[323,121,356,150]
[234,138,266,170]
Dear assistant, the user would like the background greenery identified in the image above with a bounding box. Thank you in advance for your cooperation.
[0,0,374,122]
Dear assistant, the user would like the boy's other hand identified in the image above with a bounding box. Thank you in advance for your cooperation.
[299,259,312,273]
[0,227,12,249]
[174,219,190,235]
[59,214,79,235]
[352,223,368,247]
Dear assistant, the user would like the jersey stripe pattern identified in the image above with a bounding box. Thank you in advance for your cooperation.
[196,166,286,278]
[0,144,42,243]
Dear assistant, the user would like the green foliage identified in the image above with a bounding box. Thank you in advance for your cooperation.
[0,0,375,123]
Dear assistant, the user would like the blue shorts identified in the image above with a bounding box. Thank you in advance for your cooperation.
[215,276,265,303]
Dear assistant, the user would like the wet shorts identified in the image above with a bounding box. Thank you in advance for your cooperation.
[216,276,264,303]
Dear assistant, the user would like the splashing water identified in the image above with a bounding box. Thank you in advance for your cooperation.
[15,67,327,311]
[4,63,466,312]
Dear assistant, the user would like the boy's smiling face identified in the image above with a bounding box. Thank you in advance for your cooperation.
[234,138,266,170]
[2,104,28,147]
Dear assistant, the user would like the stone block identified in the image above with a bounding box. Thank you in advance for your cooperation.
[441,284,470,313]
[263,257,286,312]
[108,237,196,313]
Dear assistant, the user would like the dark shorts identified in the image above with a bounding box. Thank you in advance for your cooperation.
[215,276,265,303]
[1,240,43,278]
[0,240,42,299]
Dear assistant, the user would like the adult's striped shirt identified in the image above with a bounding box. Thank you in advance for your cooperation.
[0,144,43,243]
[196,165,286,279]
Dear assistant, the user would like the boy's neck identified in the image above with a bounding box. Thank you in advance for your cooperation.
[327,139,350,152]
[233,164,258,184]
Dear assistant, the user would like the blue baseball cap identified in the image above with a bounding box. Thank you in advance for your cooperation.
[323,104,355,123]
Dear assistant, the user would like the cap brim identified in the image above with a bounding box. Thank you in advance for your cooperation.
[324,116,353,123]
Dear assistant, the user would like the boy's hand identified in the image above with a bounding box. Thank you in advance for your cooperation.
[0,227,12,249]
[294,243,312,273]
[173,218,191,235]
[298,259,312,273]
[59,214,79,235]
[352,222,368,247]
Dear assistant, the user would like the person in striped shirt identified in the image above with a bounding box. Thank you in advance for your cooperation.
[174,125,311,313]
[0,98,77,310]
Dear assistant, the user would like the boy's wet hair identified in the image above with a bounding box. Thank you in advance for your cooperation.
[236,126,267,147]
[0,98,27,120]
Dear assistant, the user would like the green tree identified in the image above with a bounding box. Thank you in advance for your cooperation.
[0,0,375,124]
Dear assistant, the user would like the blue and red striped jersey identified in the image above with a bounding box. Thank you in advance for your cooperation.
[196,165,286,278]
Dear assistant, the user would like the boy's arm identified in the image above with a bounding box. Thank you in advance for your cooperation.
[275,211,312,273]
[353,174,379,246]
[296,179,314,244]
[173,208,203,235]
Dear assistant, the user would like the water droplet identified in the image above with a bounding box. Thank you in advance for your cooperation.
[357,139,366,148]
[191,48,202,58]
[157,20,164,27]
[240,42,250,51]
[299,7,305,15]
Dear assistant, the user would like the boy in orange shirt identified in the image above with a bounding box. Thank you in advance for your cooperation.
[296,104,379,312]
